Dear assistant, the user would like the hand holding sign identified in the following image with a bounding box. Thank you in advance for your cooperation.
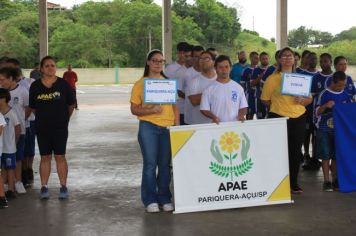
[151,105,163,114]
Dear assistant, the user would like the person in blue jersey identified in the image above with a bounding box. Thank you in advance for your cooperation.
[325,56,356,101]
[250,52,270,119]
[296,50,311,74]
[262,50,280,83]
[315,71,352,191]
[311,53,333,97]
[297,52,319,168]
[302,53,334,171]
[240,52,259,120]
[230,51,250,84]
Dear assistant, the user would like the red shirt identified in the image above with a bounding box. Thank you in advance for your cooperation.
[62,70,78,89]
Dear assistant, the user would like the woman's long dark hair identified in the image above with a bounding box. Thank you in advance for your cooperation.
[143,49,167,78]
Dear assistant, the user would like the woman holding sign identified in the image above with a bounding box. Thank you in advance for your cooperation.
[130,49,179,213]
[261,47,312,194]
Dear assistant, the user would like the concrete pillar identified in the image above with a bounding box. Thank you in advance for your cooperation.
[39,0,48,60]
[276,0,288,49]
[162,0,172,64]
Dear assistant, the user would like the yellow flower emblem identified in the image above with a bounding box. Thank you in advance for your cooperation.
[219,132,241,154]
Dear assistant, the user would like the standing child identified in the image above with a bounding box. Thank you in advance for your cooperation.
[0,66,28,194]
[315,71,352,191]
[0,88,21,199]
[0,109,7,208]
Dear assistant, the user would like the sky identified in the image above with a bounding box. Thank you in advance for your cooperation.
[56,0,356,39]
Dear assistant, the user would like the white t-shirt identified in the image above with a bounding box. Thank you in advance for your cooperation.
[186,73,217,124]
[0,113,6,155]
[200,80,248,122]
[182,67,201,124]
[165,62,187,114]
[9,84,29,134]
[3,109,20,154]
[19,77,36,125]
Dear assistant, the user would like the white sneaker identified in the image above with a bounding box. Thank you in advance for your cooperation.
[15,181,26,194]
[146,203,160,213]
[162,203,174,212]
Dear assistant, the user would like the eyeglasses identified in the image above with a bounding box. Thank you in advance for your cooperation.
[280,55,294,59]
[199,57,212,62]
[151,59,166,65]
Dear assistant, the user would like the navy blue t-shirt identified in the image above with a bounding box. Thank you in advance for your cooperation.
[316,88,351,133]
[325,74,356,100]
[262,65,276,82]
[29,77,75,132]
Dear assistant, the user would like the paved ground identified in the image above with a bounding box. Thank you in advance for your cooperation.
[1,85,356,236]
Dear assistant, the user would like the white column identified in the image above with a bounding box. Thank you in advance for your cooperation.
[39,0,48,60]
[162,0,172,64]
[276,0,288,49]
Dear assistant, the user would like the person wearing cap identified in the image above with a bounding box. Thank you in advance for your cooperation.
[130,49,179,213]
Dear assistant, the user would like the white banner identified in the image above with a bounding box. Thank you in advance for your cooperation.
[169,118,292,214]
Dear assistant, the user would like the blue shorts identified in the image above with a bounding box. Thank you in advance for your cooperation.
[16,134,26,161]
[1,153,16,170]
[24,121,36,157]
[316,130,335,160]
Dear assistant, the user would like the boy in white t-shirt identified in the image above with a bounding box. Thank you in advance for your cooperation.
[201,55,248,123]
[0,66,28,194]
[187,51,217,124]
[183,46,204,125]
[0,110,7,208]
[0,88,21,200]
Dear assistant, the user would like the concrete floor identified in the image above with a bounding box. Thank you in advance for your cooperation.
[1,85,356,236]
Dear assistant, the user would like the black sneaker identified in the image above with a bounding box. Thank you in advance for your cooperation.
[323,181,333,192]
[291,186,303,194]
[0,197,8,209]
[5,190,17,200]
[332,179,339,191]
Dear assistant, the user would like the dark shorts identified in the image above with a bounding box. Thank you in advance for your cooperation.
[16,135,26,161]
[37,129,68,156]
[316,130,335,160]
[1,153,16,170]
[24,121,36,157]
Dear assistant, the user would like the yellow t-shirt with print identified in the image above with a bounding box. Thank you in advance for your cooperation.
[130,77,175,127]
[261,71,306,118]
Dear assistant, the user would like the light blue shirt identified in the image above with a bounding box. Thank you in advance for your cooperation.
[230,63,250,84]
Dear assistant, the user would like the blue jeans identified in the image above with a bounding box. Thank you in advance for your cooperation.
[138,121,172,207]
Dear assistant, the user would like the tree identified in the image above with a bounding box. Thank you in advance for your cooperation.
[173,0,241,45]
[334,27,356,42]
[0,23,36,66]
[50,23,108,67]
[288,26,334,48]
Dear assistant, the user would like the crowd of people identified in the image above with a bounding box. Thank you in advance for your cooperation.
[131,42,355,213]
[0,56,78,209]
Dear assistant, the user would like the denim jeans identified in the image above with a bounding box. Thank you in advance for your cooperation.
[138,121,172,207]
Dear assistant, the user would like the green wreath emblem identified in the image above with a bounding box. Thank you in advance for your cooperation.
[209,132,253,180]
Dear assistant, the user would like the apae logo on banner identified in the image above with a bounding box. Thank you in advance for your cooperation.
[210,132,253,182]
[169,119,293,214]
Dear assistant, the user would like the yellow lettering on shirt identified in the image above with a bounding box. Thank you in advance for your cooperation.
[37,91,61,101]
